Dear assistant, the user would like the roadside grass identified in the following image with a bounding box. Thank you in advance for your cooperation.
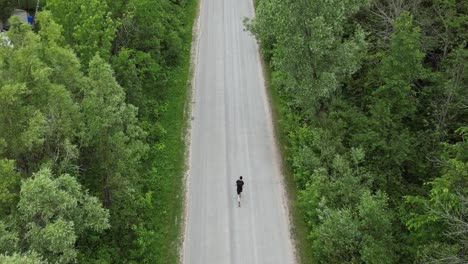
[150,0,198,262]
[260,56,314,264]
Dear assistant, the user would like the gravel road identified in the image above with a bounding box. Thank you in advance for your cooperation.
[183,0,296,263]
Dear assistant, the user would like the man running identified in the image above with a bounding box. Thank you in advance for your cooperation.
[236,176,244,207]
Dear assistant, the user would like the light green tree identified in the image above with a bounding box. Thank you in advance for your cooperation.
[249,0,369,114]
[310,191,396,263]
[313,207,361,263]
[0,252,46,264]
[46,0,117,64]
[0,14,82,174]
[299,147,396,263]
[15,168,110,263]
[358,191,396,264]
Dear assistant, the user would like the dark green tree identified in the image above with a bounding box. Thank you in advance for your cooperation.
[0,0,14,23]
[0,159,20,217]
[405,128,467,263]
[82,54,147,208]
[353,11,426,191]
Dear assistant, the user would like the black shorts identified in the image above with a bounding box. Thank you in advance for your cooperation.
[237,188,242,195]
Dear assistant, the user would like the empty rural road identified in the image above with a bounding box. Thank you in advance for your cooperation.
[183,0,296,263]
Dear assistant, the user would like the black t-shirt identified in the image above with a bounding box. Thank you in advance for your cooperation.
[236,180,244,191]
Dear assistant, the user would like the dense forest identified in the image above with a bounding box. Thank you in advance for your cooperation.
[1,0,466,263]
[0,0,196,263]
[249,0,467,263]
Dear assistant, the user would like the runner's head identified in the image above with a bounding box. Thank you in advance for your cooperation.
[240,176,243,180]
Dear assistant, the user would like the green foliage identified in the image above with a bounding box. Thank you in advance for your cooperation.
[16,0,48,11]
[358,191,395,264]
[82,55,147,208]
[77,55,148,262]
[0,0,196,262]
[313,207,361,263]
[111,48,163,110]
[113,0,184,66]
[0,252,46,264]
[0,14,82,174]
[249,0,369,114]
[0,221,18,254]
[419,0,468,56]
[0,159,20,217]
[309,191,395,263]
[46,0,117,64]
[351,12,427,192]
[252,0,467,262]
[0,0,14,22]
[299,148,396,263]
[405,131,467,262]
[16,168,109,263]
[432,47,468,141]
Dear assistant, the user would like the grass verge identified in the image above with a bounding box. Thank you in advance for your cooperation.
[151,0,198,262]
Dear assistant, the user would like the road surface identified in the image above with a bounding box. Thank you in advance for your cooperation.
[183,0,296,263]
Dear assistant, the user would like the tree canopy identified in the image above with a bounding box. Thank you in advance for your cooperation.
[0,0,196,262]
[250,0,467,262]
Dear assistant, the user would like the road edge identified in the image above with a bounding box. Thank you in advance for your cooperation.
[249,1,313,263]
[179,0,202,262]
[247,0,299,263]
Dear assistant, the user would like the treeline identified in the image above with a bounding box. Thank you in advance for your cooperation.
[249,0,467,263]
[0,0,196,263]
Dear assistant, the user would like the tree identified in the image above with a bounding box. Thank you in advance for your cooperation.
[252,0,467,262]
[0,14,83,175]
[113,0,184,66]
[313,207,361,263]
[419,0,468,59]
[405,128,468,263]
[0,221,18,254]
[0,252,46,264]
[358,191,396,264]
[432,47,468,141]
[352,11,426,192]
[0,0,14,23]
[78,56,148,259]
[82,55,147,208]
[15,168,109,263]
[111,48,162,110]
[46,0,117,64]
[249,0,369,115]
[0,159,20,217]
[1,1,195,263]
[301,151,396,263]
